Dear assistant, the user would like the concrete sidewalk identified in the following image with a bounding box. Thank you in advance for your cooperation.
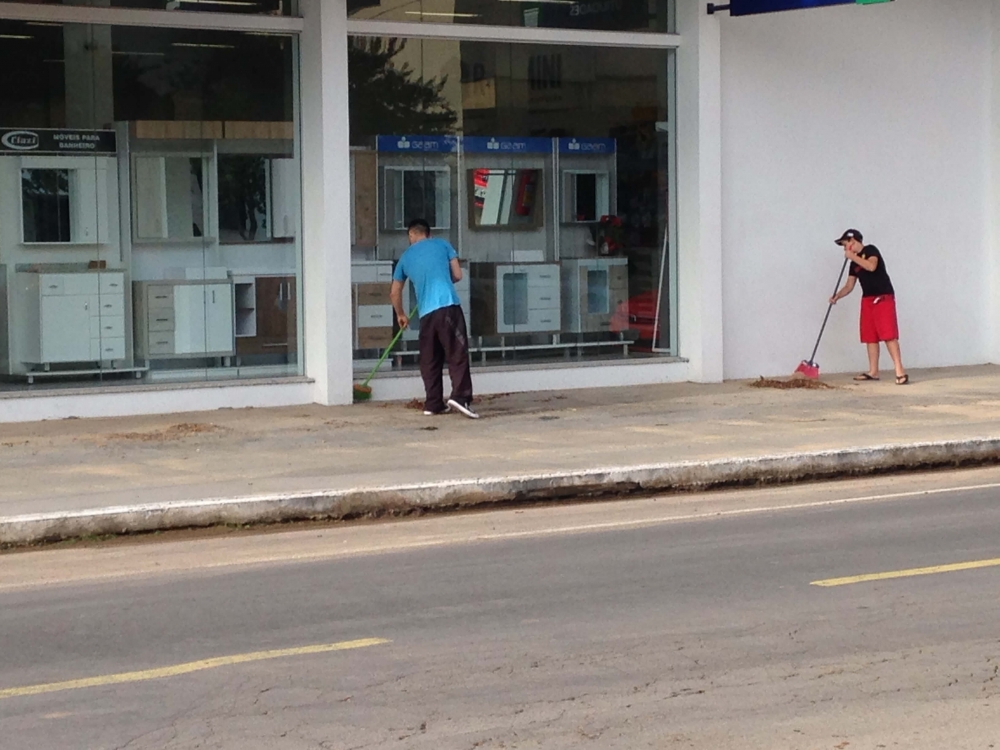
[3,365,1000,545]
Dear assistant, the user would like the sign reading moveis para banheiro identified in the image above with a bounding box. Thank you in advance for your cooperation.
[731,0,891,16]
[0,129,117,155]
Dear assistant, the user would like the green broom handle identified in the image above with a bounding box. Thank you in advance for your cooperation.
[359,305,418,389]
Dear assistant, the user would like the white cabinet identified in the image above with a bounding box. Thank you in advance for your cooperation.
[496,263,560,334]
[470,262,561,336]
[21,272,126,365]
[134,280,234,361]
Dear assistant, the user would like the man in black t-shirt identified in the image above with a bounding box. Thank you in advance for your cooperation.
[829,229,909,384]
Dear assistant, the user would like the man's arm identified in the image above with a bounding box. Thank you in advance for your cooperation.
[845,248,878,273]
[450,257,463,283]
[390,280,408,329]
[830,275,857,305]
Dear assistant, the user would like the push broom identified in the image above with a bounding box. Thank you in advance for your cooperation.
[794,258,849,380]
[353,305,418,402]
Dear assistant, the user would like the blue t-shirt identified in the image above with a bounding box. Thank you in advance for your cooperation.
[393,238,461,317]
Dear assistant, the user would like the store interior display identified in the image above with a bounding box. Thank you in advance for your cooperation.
[0,121,299,383]
[349,134,634,366]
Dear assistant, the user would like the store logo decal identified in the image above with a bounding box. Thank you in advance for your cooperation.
[568,139,581,151]
[2,131,39,151]
[487,138,500,151]
[396,136,411,150]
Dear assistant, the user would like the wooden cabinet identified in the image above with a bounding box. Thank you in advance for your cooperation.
[134,280,235,361]
[21,272,126,365]
[561,258,629,333]
[234,275,297,358]
[351,262,394,350]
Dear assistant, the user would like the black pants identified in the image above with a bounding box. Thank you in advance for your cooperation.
[418,305,472,411]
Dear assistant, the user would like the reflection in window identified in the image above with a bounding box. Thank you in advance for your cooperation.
[384,167,450,230]
[469,169,542,229]
[22,169,71,243]
[219,156,270,243]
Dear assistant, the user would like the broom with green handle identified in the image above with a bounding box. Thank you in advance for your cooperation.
[353,305,418,402]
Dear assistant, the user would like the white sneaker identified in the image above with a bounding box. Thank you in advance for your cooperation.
[447,398,480,419]
[423,405,451,416]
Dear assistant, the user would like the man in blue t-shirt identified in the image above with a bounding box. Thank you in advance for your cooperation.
[390,219,477,418]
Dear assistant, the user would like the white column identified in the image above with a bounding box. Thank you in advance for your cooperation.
[989,0,1000,363]
[675,0,724,383]
[300,0,354,405]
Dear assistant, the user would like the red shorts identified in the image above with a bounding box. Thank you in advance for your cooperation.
[860,294,899,344]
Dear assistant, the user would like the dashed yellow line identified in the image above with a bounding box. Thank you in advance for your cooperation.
[0,637,389,701]
[812,558,1000,587]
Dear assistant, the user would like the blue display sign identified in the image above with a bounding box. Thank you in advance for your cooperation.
[558,137,616,155]
[376,135,458,153]
[731,0,852,15]
[462,136,552,154]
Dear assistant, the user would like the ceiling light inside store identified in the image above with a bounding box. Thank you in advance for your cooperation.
[171,42,237,49]
[499,0,576,4]
[113,50,168,57]
[0,34,34,40]
[404,11,482,17]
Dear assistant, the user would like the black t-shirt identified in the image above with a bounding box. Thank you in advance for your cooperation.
[849,244,895,297]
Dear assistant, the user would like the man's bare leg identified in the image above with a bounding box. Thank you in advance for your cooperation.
[865,342,880,378]
[886,339,906,379]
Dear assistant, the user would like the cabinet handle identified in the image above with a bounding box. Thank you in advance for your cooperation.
[212,290,216,304]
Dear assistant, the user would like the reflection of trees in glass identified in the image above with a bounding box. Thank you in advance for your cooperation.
[349,38,457,143]
[219,156,269,242]
[22,169,71,243]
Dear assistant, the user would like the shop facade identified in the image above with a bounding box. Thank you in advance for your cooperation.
[0,0,996,423]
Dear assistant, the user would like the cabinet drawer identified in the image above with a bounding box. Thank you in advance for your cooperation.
[95,315,125,339]
[527,286,559,311]
[357,327,394,349]
[95,296,125,317]
[39,276,65,296]
[91,337,125,361]
[147,332,176,356]
[351,264,393,284]
[99,273,125,295]
[528,309,560,330]
[357,304,393,328]
[148,309,175,332]
[90,316,125,339]
[63,274,101,297]
[146,285,175,309]
[529,269,559,287]
[355,283,389,307]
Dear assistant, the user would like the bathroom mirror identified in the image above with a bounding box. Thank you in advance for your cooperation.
[468,168,543,229]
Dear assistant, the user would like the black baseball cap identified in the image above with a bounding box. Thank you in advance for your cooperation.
[835,229,863,245]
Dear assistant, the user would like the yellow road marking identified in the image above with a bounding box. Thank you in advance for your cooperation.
[812,558,1000,587]
[0,637,389,701]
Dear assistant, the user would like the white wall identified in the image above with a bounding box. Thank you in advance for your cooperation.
[720,0,992,379]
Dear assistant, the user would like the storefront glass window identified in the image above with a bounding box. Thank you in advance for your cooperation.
[0,1,295,15]
[348,0,673,33]
[348,35,675,373]
[0,17,301,392]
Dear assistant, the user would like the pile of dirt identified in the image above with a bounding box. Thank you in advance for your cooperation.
[105,423,223,442]
[749,376,835,390]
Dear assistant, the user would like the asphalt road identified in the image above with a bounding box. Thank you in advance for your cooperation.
[1,469,999,749]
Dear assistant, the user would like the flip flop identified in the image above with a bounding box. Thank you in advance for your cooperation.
[896,374,910,385]
[853,373,879,381]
